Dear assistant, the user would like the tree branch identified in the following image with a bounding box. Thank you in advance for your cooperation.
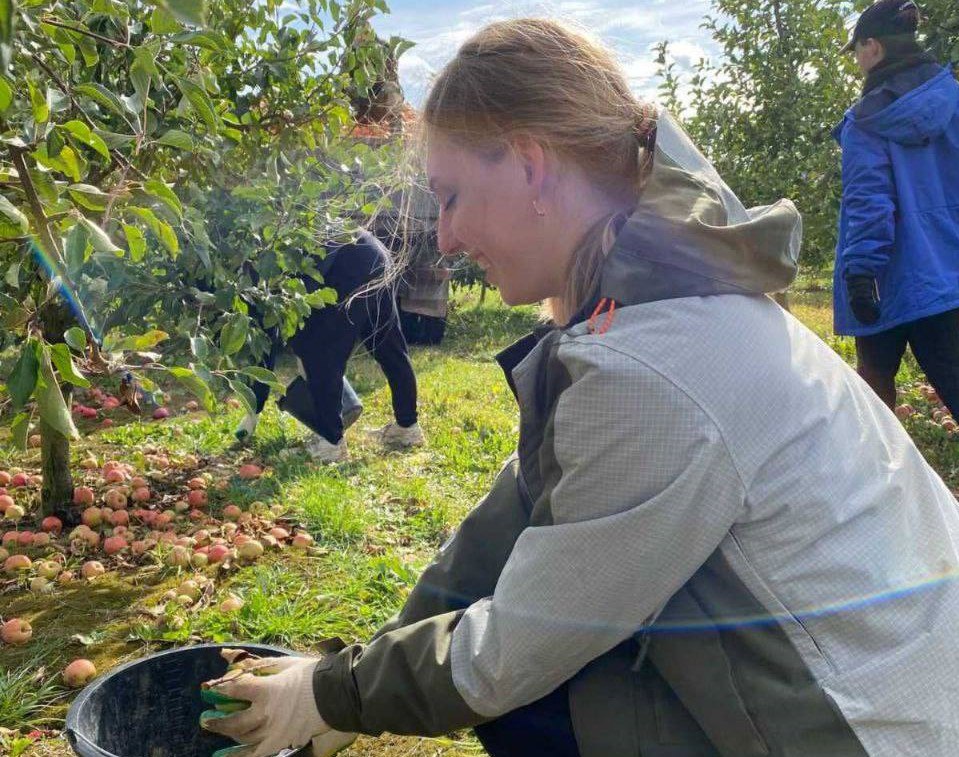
[40,17,131,49]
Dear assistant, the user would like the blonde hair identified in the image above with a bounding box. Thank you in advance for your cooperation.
[420,18,657,323]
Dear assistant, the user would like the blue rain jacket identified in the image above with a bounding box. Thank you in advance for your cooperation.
[833,66,959,336]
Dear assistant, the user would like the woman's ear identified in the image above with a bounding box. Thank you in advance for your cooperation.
[511,135,549,199]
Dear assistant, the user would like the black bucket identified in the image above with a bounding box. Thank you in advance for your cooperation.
[64,643,309,757]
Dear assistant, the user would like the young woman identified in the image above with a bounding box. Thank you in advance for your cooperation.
[204,19,959,756]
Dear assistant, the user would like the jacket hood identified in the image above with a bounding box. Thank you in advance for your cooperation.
[596,111,801,309]
[838,66,958,146]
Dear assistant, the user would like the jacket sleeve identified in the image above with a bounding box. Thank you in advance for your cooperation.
[838,124,897,279]
[314,339,746,733]
[312,456,531,735]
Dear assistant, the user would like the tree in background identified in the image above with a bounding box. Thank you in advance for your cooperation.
[656,0,858,271]
[0,0,408,517]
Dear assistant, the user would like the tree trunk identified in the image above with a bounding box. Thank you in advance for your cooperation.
[40,388,74,520]
[39,300,77,521]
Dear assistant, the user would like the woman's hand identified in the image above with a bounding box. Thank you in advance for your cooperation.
[202,652,356,757]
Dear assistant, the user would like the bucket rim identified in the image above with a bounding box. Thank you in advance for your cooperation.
[64,642,295,757]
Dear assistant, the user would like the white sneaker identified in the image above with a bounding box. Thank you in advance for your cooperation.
[378,422,426,449]
[304,434,348,463]
[234,412,259,443]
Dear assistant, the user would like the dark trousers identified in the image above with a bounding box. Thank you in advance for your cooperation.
[855,307,959,416]
[473,683,580,757]
[253,290,417,444]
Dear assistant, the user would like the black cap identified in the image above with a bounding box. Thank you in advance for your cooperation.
[841,0,921,53]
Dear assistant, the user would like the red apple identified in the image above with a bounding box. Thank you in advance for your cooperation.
[132,486,151,503]
[238,464,262,480]
[4,554,32,572]
[0,494,13,513]
[292,532,314,549]
[207,544,230,563]
[16,531,34,547]
[222,504,241,522]
[130,476,148,489]
[10,473,28,488]
[81,506,102,528]
[110,509,130,527]
[41,516,63,534]
[63,659,97,688]
[0,471,10,486]
[153,407,170,420]
[73,486,95,506]
[31,531,51,548]
[1,618,32,645]
[187,489,208,508]
[103,535,128,555]
[81,561,105,579]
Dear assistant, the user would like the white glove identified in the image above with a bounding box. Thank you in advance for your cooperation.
[202,654,356,757]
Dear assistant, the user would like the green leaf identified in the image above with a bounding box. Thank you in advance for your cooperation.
[130,59,151,101]
[189,335,209,360]
[9,412,29,451]
[49,343,90,387]
[79,217,122,254]
[219,313,249,356]
[4,260,18,287]
[304,287,337,309]
[239,366,286,393]
[168,365,215,411]
[143,179,183,217]
[122,223,146,261]
[127,206,161,236]
[29,81,50,123]
[175,77,218,133]
[103,329,169,352]
[64,326,87,352]
[0,194,28,238]
[156,219,179,255]
[59,146,82,181]
[75,83,125,117]
[170,31,224,51]
[61,120,110,159]
[64,222,89,272]
[0,77,11,113]
[162,0,206,26]
[8,340,40,411]
[227,377,257,415]
[156,129,194,150]
[69,183,111,211]
[37,345,79,439]
[149,6,181,34]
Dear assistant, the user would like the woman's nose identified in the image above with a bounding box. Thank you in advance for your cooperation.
[436,215,464,257]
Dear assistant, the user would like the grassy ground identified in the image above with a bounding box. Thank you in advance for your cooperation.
[1,286,957,756]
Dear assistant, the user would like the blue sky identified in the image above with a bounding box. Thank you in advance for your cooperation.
[370,0,718,107]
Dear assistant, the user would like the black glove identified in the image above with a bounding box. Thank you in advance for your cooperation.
[846,274,881,325]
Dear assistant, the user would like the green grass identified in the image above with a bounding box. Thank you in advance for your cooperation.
[1,286,957,757]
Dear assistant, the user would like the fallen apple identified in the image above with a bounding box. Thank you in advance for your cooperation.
[81,506,102,528]
[63,659,97,688]
[187,489,208,508]
[0,471,9,486]
[153,407,170,420]
[103,535,128,555]
[32,532,51,548]
[41,516,63,534]
[37,560,61,579]
[0,494,13,512]
[5,504,25,522]
[30,576,53,594]
[291,532,314,550]
[219,595,244,613]
[1,618,32,645]
[4,554,32,573]
[238,464,262,480]
[73,486,96,506]
[222,504,241,522]
[81,560,105,579]
[10,473,28,488]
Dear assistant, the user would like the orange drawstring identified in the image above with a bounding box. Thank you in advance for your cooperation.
[587,298,617,335]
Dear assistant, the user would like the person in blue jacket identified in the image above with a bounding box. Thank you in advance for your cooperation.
[834,0,959,414]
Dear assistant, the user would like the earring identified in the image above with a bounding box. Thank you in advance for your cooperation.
[532,200,547,217]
